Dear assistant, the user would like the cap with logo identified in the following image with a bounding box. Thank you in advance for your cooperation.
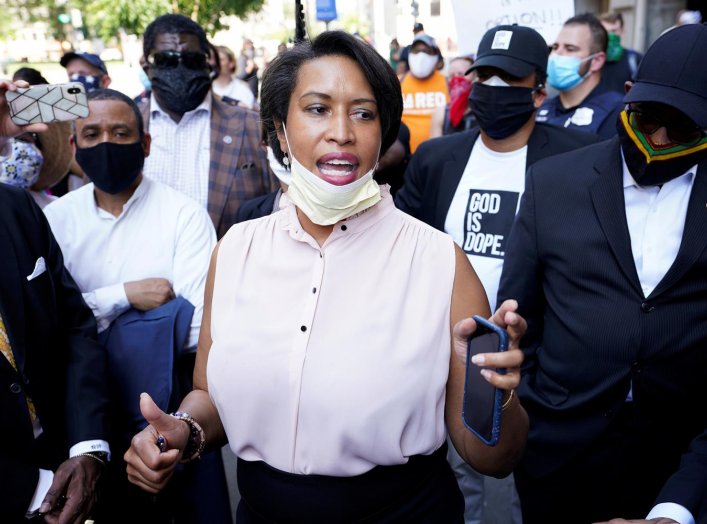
[467,24,549,78]
[623,23,707,128]
[59,52,108,75]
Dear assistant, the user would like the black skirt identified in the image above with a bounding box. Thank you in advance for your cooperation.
[236,442,464,523]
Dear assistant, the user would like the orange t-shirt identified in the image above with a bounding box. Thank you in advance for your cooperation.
[401,71,449,153]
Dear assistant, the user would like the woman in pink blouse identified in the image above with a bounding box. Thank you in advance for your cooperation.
[125,31,528,523]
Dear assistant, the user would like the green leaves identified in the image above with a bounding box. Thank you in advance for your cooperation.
[80,0,266,39]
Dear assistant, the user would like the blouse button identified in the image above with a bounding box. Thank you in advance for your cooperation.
[341,225,348,231]
[312,287,317,293]
[300,326,307,332]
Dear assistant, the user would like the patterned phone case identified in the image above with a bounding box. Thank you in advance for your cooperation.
[6,82,89,125]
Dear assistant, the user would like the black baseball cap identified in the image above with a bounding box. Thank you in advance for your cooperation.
[467,24,548,78]
[60,52,108,75]
[623,23,707,128]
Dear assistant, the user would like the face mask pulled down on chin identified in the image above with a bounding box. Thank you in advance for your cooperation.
[281,125,381,226]
[617,111,707,187]
[75,141,145,194]
[150,64,212,115]
[468,76,537,140]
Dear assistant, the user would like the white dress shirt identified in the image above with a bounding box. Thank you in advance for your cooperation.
[142,92,212,208]
[622,158,697,524]
[44,176,216,349]
[623,159,695,297]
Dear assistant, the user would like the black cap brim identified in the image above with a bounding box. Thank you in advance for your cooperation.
[466,54,535,78]
[624,81,707,128]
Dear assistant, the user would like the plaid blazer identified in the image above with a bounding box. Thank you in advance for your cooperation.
[139,95,277,238]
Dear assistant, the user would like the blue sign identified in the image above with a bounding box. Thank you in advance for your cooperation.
[316,0,337,22]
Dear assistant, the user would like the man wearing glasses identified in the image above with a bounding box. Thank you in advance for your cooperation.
[139,14,277,238]
[498,23,707,523]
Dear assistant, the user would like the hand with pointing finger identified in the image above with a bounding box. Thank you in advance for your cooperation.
[124,393,190,493]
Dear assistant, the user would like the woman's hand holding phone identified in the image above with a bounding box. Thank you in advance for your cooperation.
[453,299,526,445]
[453,299,525,385]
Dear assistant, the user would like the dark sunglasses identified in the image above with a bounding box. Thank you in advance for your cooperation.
[626,107,706,146]
[147,51,209,70]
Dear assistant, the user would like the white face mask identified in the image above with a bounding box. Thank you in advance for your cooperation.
[267,146,292,186]
[282,124,381,226]
[482,75,511,87]
[408,52,438,78]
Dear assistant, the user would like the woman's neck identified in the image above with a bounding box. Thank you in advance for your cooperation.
[296,208,334,247]
[214,74,232,87]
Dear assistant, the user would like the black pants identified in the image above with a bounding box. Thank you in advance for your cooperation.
[236,443,464,523]
[516,405,679,524]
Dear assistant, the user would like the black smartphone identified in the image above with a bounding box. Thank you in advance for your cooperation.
[462,315,509,446]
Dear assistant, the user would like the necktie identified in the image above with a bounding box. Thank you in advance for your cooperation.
[0,314,37,423]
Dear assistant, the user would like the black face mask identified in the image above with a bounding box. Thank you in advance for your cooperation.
[616,112,707,186]
[75,141,145,194]
[150,64,212,115]
[468,82,537,140]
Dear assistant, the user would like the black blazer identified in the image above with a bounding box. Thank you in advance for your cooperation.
[655,428,707,522]
[394,123,598,230]
[498,138,707,515]
[235,189,281,223]
[0,185,109,520]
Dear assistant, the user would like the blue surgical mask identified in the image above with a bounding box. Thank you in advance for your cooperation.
[69,73,102,93]
[547,54,595,91]
[137,67,152,91]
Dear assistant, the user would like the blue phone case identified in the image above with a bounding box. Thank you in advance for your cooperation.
[461,315,509,446]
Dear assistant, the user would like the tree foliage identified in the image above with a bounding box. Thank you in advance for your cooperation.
[79,0,266,40]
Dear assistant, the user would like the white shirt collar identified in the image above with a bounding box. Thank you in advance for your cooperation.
[92,176,151,219]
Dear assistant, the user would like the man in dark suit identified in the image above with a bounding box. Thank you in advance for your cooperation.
[138,14,277,238]
[396,24,596,524]
[0,80,109,523]
[498,23,707,523]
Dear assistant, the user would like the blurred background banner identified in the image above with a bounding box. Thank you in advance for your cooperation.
[451,0,575,56]
[316,0,338,22]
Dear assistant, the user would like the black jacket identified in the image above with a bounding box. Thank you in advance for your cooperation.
[0,185,109,520]
[498,138,707,517]
[395,123,598,230]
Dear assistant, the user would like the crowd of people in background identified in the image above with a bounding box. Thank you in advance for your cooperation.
[1,6,706,524]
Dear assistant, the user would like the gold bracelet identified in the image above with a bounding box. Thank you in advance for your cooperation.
[74,452,107,467]
[501,390,515,411]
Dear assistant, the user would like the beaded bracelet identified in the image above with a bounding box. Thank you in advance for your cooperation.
[170,411,206,463]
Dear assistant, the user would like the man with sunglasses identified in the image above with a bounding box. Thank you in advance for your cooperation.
[498,23,707,523]
[138,14,276,238]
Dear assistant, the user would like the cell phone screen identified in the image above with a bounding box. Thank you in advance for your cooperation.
[462,331,501,442]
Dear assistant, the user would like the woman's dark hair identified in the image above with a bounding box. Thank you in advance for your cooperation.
[143,14,209,57]
[12,67,48,85]
[260,30,403,166]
